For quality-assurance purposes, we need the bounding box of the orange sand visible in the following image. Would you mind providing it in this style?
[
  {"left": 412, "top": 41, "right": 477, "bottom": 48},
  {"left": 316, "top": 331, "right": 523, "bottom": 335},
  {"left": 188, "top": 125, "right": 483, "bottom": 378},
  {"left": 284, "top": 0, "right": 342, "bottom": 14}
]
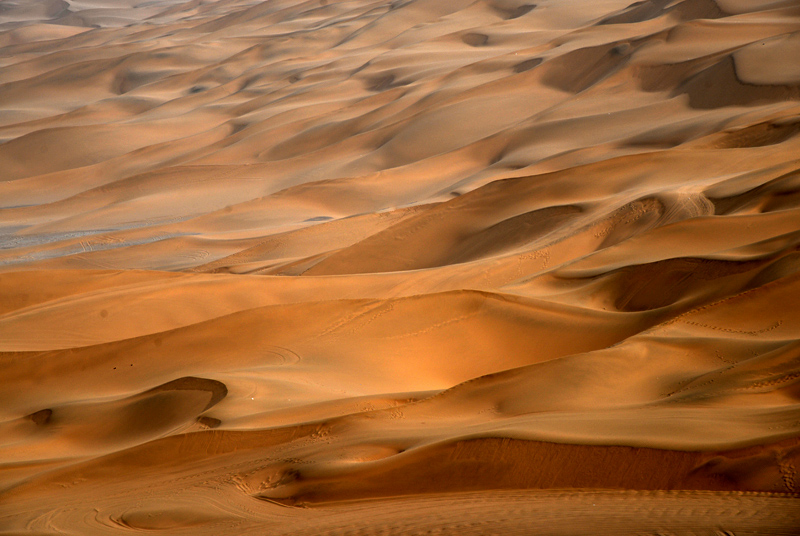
[{"left": 1, "top": 0, "right": 800, "bottom": 534}]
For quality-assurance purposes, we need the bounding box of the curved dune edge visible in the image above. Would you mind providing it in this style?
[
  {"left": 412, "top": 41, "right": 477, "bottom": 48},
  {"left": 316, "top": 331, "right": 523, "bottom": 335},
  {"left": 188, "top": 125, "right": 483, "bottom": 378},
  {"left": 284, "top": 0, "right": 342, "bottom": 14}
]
[
  {"left": 2, "top": 0, "right": 800, "bottom": 533},
  {"left": 261, "top": 435, "right": 800, "bottom": 505},
  {"left": 3, "top": 427, "right": 798, "bottom": 506}
]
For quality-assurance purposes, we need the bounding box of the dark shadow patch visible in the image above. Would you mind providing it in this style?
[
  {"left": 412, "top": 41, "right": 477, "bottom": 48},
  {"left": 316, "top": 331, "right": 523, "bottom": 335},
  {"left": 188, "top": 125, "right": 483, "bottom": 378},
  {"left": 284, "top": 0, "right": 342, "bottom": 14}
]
[
  {"left": 198, "top": 416, "right": 222, "bottom": 429},
  {"left": 609, "top": 257, "right": 765, "bottom": 312},
  {"left": 113, "top": 70, "right": 165, "bottom": 95},
  {"left": 258, "top": 436, "right": 800, "bottom": 505},
  {"left": 599, "top": 0, "right": 670, "bottom": 24},
  {"left": 230, "top": 121, "right": 249, "bottom": 135},
  {"left": 540, "top": 41, "right": 634, "bottom": 93},
  {"left": 451, "top": 205, "right": 583, "bottom": 264},
  {"left": 635, "top": 57, "right": 707, "bottom": 94},
  {"left": 27, "top": 409, "right": 53, "bottom": 426},
  {"left": 491, "top": 3, "right": 537, "bottom": 19},
  {"left": 707, "top": 169, "right": 800, "bottom": 215},
  {"left": 304, "top": 216, "right": 333, "bottom": 222},
  {"left": 746, "top": 248, "right": 800, "bottom": 290},
  {"left": 462, "top": 33, "right": 489, "bottom": 47},
  {"left": 506, "top": 4, "right": 536, "bottom": 19},
  {"left": 513, "top": 57, "right": 542, "bottom": 73},
  {"left": 367, "top": 74, "right": 399, "bottom": 92},
  {"left": 146, "top": 377, "right": 228, "bottom": 412},
  {"left": 670, "top": 0, "right": 725, "bottom": 21},
  {"left": 623, "top": 121, "right": 708, "bottom": 149},
  {"left": 599, "top": 0, "right": 724, "bottom": 25},
  {"left": 709, "top": 120, "right": 800, "bottom": 149},
  {"left": 676, "top": 56, "right": 800, "bottom": 109}
]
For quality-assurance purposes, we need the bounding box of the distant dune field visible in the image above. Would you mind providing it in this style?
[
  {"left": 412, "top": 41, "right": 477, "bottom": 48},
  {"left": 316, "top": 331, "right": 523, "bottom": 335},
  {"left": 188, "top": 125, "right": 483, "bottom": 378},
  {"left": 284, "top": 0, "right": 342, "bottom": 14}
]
[{"left": 1, "top": 0, "right": 800, "bottom": 534}]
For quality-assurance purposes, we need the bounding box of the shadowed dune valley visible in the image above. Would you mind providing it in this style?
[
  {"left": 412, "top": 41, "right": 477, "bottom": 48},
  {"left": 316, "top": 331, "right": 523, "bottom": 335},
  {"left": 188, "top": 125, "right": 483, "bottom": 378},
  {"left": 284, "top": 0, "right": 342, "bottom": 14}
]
[{"left": 2, "top": 0, "right": 800, "bottom": 534}]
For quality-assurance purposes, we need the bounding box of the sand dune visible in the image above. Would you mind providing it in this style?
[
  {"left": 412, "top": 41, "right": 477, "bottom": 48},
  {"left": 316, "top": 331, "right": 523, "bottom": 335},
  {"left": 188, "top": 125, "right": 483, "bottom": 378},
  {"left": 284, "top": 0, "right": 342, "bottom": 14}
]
[{"left": 1, "top": 0, "right": 800, "bottom": 534}]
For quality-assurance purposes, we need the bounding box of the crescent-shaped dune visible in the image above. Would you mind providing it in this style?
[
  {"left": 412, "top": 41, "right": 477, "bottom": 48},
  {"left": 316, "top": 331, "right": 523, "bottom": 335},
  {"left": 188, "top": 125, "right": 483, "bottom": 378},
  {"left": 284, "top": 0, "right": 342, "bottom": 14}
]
[{"left": 1, "top": 0, "right": 800, "bottom": 534}]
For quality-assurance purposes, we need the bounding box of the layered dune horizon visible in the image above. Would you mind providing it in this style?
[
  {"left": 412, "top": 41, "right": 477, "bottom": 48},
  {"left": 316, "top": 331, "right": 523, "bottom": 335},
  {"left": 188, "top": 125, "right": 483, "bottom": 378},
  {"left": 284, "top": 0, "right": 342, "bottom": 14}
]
[{"left": 2, "top": 0, "right": 800, "bottom": 534}]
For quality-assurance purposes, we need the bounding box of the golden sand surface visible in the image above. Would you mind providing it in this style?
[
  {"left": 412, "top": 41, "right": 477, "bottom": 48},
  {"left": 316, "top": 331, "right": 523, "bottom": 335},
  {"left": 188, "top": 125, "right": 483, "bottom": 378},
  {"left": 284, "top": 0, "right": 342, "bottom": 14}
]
[{"left": 1, "top": 0, "right": 800, "bottom": 534}]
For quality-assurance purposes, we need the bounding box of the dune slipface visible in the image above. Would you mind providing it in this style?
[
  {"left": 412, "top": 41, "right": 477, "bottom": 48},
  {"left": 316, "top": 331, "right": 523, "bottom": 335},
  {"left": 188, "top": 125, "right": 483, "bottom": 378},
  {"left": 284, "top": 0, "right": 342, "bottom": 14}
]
[{"left": 1, "top": 0, "right": 800, "bottom": 534}]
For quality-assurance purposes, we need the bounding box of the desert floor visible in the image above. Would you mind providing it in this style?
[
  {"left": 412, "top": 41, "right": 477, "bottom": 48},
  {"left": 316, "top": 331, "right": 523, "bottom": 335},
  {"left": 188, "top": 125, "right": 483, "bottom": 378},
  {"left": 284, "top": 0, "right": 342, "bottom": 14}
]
[{"left": 1, "top": 0, "right": 800, "bottom": 534}]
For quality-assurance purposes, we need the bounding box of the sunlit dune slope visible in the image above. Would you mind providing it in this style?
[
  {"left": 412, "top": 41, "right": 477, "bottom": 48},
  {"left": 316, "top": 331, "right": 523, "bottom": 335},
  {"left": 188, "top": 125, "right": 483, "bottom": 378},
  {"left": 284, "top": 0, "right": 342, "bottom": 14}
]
[{"left": 1, "top": 0, "right": 800, "bottom": 534}]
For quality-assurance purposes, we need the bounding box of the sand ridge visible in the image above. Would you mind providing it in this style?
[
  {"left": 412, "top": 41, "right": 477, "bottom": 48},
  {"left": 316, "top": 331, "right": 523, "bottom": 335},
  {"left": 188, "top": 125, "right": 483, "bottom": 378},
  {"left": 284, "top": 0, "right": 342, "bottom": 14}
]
[{"left": 1, "top": 0, "right": 800, "bottom": 534}]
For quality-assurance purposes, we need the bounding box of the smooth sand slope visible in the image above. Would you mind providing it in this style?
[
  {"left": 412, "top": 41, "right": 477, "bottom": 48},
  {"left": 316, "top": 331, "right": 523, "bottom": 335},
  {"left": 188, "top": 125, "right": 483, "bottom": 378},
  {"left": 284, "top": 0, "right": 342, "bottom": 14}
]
[{"left": 1, "top": 0, "right": 800, "bottom": 534}]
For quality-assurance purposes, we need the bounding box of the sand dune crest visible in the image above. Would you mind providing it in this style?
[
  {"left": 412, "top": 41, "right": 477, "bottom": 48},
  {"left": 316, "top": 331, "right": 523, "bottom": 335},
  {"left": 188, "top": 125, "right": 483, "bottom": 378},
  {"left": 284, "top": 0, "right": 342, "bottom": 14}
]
[{"left": 1, "top": 0, "right": 800, "bottom": 533}]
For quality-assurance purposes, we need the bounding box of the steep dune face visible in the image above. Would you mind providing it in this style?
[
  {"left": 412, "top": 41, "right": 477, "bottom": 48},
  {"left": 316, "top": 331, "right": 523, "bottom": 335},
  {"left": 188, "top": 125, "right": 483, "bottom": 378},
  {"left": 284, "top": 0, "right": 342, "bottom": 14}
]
[{"left": 1, "top": 0, "right": 800, "bottom": 534}]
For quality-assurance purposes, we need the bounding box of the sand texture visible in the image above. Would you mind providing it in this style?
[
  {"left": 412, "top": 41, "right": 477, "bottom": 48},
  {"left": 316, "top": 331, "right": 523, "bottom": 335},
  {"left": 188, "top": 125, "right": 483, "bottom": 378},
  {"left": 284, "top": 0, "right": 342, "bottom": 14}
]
[{"left": 1, "top": 0, "right": 800, "bottom": 534}]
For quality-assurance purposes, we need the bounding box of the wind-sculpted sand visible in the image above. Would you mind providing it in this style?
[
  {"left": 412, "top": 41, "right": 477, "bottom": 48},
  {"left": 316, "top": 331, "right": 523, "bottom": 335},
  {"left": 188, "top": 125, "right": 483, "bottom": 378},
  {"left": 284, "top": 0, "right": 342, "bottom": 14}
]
[{"left": 2, "top": 0, "right": 800, "bottom": 534}]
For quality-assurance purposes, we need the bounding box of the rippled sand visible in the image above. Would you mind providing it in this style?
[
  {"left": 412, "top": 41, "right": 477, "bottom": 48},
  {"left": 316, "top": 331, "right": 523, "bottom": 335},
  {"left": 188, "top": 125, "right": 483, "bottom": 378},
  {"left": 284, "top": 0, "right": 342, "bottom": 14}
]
[{"left": 1, "top": 0, "right": 800, "bottom": 534}]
